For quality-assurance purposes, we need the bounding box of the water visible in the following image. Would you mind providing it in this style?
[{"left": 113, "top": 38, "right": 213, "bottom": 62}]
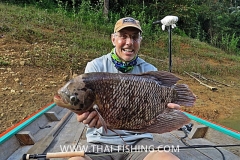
[{"left": 217, "top": 108, "right": 240, "bottom": 132}]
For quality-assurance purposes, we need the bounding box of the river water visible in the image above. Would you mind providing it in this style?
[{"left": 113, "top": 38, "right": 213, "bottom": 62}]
[{"left": 217, "top": 108, "right": 240, "bottom": 132}]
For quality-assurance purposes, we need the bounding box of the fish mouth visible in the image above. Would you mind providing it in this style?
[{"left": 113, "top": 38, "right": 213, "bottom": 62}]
[
  {"left": 57, "top": 87, "right": 72, "bottom": 103},
  {"left": 54, "top": 95, "right": 72, "bottom": 108},
  {"left": 54, "top": 95, "right": 64, "bottom": 102},
  {"left": 53, "top": 95, "right": 86, "bottom": 114},
  {"left": 53, "top": 95, "right": 84, "bottom": 114}
]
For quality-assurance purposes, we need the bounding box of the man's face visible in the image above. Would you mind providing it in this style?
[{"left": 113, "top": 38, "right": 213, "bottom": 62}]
[{"left": 111, "top": 27, "right": 142, "bottom": 62}]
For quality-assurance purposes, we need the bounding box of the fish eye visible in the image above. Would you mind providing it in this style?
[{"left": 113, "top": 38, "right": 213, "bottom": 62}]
[{"left": 70, "top": 95, "right": 77, "bottom": 102}]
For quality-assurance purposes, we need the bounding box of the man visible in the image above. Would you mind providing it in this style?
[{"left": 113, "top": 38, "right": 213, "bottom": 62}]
[{"left": 70, "top": 17, "right": 180, "bottom": 160}]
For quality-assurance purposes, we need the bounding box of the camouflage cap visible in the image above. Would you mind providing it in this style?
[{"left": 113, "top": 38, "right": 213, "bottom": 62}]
[{"left": 114, "top": 17, "right": 142, "bottom": 33}]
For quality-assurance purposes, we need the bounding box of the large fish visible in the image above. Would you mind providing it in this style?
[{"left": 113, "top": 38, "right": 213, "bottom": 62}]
[{"left": 54, "top": 71, "right": 196, "bottom": 134}]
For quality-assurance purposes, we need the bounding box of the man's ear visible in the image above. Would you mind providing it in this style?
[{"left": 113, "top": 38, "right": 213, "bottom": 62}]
[
  {"left": 139, "top": 36, "right": 143, "bottom": 42},
  {"left": 111, "top": 34, "right": 115, "bottom": 46}
]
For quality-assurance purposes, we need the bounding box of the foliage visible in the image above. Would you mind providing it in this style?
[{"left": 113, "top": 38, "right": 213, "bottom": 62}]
[
  {"left": 0, "top": 1, "right": 240, "bottom": 75},
  {"left": 0, "top": 58, "right": 10, "bottom": 66},
  {"left": 2, "top": 0, "right": 240, "bottom": 54},
  {"left": 0, "top": 1, "right": 240, "bottom": 76}
]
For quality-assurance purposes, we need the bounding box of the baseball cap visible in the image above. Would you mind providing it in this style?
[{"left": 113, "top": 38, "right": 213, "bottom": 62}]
[{"left": 114, "top": 17, "right": 142, "bottom": 33}]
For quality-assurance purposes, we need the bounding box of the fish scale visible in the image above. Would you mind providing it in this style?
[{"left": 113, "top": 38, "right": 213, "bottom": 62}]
[
  {"left": 55, "top": 71, "right": 196, "bottom": 134},
  {"left": 87, "top": 73, "right": 177, "bottom": 129}
]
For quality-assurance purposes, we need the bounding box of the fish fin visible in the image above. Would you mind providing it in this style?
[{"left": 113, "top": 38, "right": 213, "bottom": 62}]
[
  {"left": 137, "top": 108, "right": 190, "bottom": 134},
  {"left": 173, "top": 84, "right": 196, "bottom": 107},
  {"left": 139, "top": 71, "right": 180, "bottom": 86},
  {"left": 93, "top": 105, "right": 108, "bottom": 133}
]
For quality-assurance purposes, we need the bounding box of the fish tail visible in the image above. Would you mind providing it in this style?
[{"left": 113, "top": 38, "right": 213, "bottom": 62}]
[{"left": 174, "top": 84, "right": 196, "bottom": 107}]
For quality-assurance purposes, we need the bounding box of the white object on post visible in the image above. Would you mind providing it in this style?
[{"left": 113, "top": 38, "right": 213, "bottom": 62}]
[{"left": 161, "top": 16, "right": 178, "bottom": 31}]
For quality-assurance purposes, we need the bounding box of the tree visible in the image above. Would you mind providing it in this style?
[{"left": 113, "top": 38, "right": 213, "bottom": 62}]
[{"left": 103, "top": 0, "right": 109, "bottom": 19}]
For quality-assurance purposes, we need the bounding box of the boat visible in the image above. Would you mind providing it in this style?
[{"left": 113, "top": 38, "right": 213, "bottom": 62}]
[{"left": 0, "top": 103, "right": 239, "bottom": 160}]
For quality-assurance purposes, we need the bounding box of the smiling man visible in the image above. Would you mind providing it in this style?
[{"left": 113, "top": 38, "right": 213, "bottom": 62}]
[
  {"left": 112, "top": 17, "right": 142, "bottom": 62},
  {"left": 69, "top": 17, "right": 180, "bottom": 160}
]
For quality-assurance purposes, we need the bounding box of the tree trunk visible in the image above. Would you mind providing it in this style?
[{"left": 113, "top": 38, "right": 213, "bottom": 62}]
[{"left": 103, "top": 0, "right": 109, "bottom": 20}]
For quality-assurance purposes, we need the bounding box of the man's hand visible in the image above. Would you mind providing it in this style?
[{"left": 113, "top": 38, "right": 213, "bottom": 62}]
[
  {"left": 76, "top": 111, "right": 102, "bottom": 128},
  {"left": 167, "top": 103, "right": 180, "bottom": 109}
]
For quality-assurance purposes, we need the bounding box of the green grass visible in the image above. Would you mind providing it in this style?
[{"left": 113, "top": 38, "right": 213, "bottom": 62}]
[
  {"left": 0, "top": 2, "right": 239, "bottom": 77},
  {"left": 0, "top": 58, "right": 10, "bottom": 66}
]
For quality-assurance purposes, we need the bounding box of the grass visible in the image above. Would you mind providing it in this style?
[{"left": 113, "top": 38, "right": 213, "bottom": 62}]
[
  {"left": 0, "top": 58, "right": 10, "bottom": 66},
  {"left": 0, "top": 2, "right": 239, "bottom": 77}
]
